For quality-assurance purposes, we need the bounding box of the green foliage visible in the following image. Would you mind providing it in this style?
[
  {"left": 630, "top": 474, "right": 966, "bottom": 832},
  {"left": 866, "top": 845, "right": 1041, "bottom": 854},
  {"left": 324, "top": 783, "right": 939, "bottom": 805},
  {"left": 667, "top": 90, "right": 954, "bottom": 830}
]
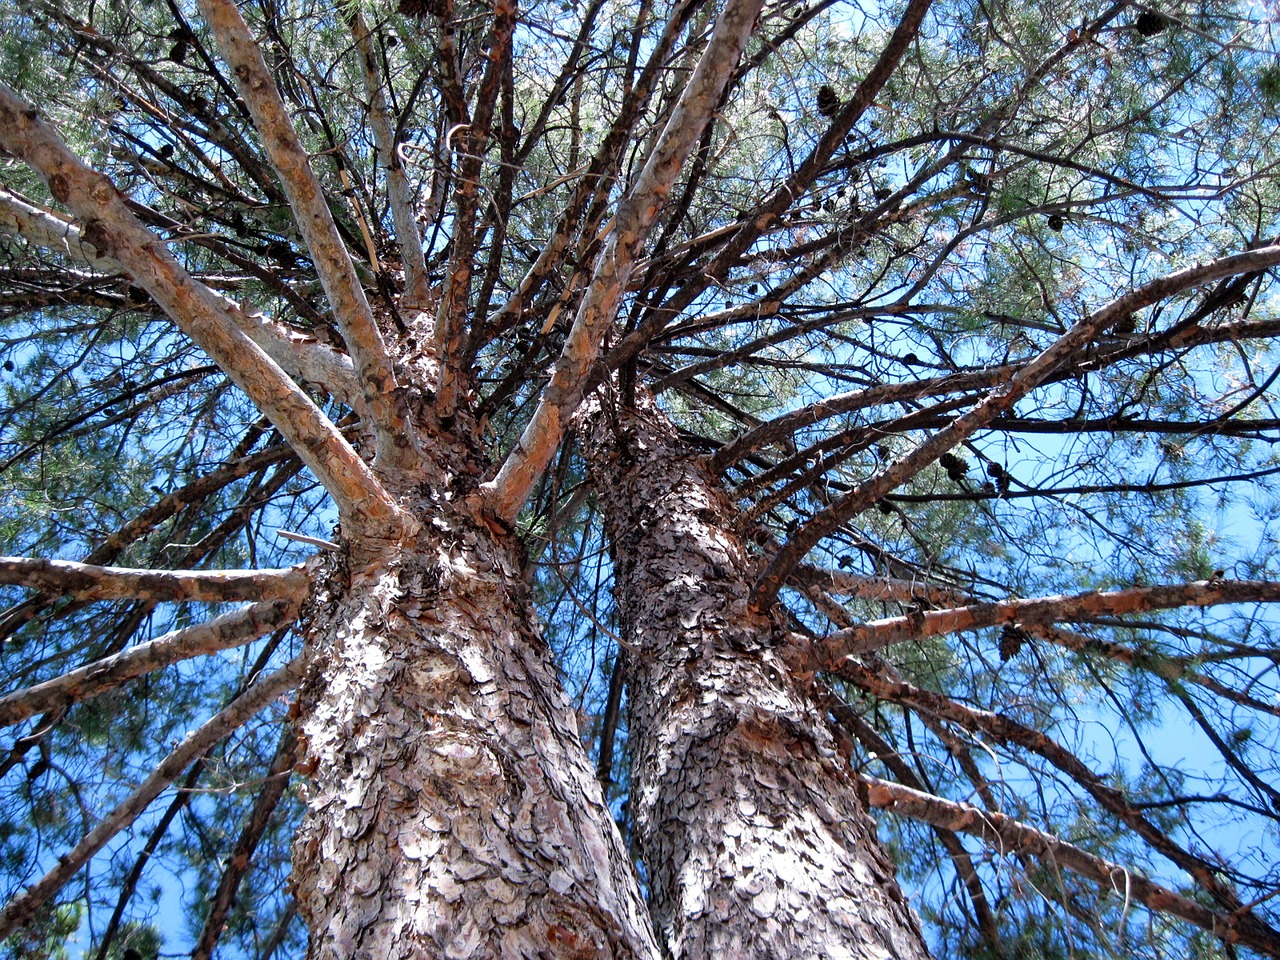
[
  {"left": 1, "top": 903, "right": 80, "bottom": 960},
  {"left": 1, "top": 0, "right": 1279, "bottom": 955},
  {"left": 1259, "top": 64, "right": 1280, "bottom": 107}
]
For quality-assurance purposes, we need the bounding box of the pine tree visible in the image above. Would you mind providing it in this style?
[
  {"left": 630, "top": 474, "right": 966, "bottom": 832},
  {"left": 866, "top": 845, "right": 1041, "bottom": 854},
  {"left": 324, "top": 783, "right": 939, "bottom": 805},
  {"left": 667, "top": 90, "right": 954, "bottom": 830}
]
[{"left": 2, "top": 0, "right": 1280, "bottom": 957}]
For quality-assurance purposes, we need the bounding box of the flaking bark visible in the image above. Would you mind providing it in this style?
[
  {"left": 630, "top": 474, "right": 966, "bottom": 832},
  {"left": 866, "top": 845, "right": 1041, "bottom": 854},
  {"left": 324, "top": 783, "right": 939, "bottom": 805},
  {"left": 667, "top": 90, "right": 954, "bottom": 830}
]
[
  {"left": 291, "top": 495, "right": 659, "bottom": 960},
  {"left": 577, "top": 388, "right": 930, "bottom": 960}
]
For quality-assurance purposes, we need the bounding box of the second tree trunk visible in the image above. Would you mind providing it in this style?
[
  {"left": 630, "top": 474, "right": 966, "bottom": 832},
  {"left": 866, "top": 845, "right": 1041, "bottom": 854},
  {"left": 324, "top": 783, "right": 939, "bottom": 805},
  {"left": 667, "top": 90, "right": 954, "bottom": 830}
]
[{"left": 578, "top": 388, "right": 931, "bottom": 960}]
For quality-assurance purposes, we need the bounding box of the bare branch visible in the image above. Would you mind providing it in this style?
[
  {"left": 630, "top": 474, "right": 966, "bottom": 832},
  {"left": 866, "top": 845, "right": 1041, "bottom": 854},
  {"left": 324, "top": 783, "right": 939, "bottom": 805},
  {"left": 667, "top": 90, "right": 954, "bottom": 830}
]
[
  {"left": 753, "top": 243, "right": 1280, "bottom": 608},
  {"left": 1024, "top": 623, "right": 1280, "bottom": 719},
  {"left": 0, "top": 557, "right": 308, "bottom": 605},
  {"left": 192, "top": 722, "right": 297, "bottom": 960},
  {"left": 87, "top": 632, "right": 291, "bottom": 960},
  {"left": 0, "top": 599, "right": 302, "bottom": 728},
  {"left": 605, "top": 0, "right": 936, "bottom": 372},
  {"left": 480, "top": 0, "right": 702, "bottom": 346},
  {"left": 823, "top": 688, "right": 1003, "bottom": 949},
  {"left": 349, "top": 12, "right": 429, "bottom": 309},
  {"left": 197, "top": 0, "right": 416, "bottom": 467},
  {"left": 0, "top": 187, "right": 363, "bottom": 408},
  {"left": 484, "top": 0, "right": 769, "bottom": 522},
  {"left": 434, "top": 0, "right": 519, "bottom": 413},
  {"left": 839, "top": 658, "right": 1265, "bottom": 920},
  {"left": 790, "top": 563, "right": 973, "bottom": 608},
  {"left": 864, "top": 776, "right": 1280, "bottom": 958},
  {"left": 0, "top": 658, "right": 302, "bottom": 942},
  {"left": 0, "top": 85, "right": 404, "bottom": 538},
  {"left": 785, "top": 579, "right": 1280, "bottom": 672}
]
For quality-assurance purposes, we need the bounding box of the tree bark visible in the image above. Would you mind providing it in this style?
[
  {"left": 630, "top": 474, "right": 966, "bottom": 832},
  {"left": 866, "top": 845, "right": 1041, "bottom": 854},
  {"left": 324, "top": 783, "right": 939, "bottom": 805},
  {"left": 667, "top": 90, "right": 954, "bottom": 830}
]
[
  {"left": 577, "top": 388, "right": 932, "bottom": 960},
  {"left": 290, "top": 489, "right": 660, "bottom": 960}
]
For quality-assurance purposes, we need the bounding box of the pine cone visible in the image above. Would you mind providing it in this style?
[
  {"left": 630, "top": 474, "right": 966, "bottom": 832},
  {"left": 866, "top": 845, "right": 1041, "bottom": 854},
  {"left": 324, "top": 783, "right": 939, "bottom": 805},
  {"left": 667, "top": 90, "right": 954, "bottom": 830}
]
[
  {"left": 1134, "top": 11, "right": 1170, "bottom": 36},
  {"left": 999, "top": 624, "right": 1028, "bottom": 662},
  {"left": 399, "top": 0, "right": 446, "bottom": 18},
  {"left": 816, "top": 85, "right": 841, "bottom": 117},
  {"left": 940, "top": 452, "right": 968, "bottom": 481}
]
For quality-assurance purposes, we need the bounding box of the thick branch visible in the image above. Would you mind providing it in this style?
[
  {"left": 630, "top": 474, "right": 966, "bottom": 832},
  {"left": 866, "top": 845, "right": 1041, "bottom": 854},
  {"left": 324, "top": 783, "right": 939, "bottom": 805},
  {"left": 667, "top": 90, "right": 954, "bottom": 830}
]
[
  {"left": 864, "top": 777, "right": 1280, "bottom": 958},
  {"left": 753, "top": 244, "right": 1280, "bottom": 607},
  {"left": 0, "top": 187, "right": 363, "bottom": 408},
  {"left": 0, "top": 599, "right": 302, "bottom": 728},
  {"left": 0, "top": 659, "right": 302, "bottom": 942},
  {"left": 0, "top": 86, "right": 403, "bottom": 539},
  {"left": 0, "top": 185, "right": 118, "bottom": 272},
  {"left": 197, "top": 0, "right": 415, "bottom": 467},
  {"left": 785, "top": 579, "right": 1280, "bottom": 672},
  {"left": 0, "top": 557, "right": 308, "bottom": 605},
  {"left": 484, "top": 0, "right": 768, "bottom": 522},
  {"left": 605, "top": 0, "right": 937, "bottom": 372},
  {"left": 349, "top": 12, "right": 429, "bottom": 308},
  {"left": 790, "top": 562, "right": 973, "bottom": 608}
]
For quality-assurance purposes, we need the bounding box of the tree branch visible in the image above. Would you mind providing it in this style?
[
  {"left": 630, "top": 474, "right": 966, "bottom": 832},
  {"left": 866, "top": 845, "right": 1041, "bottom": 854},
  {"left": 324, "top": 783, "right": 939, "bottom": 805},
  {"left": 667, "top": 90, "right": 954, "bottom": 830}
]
[
  {"left": 0, "top": 86, "right": 404, "bottom": 539},
  {"left": 197, "top": 0, "right": 416, "bottom": 468},
  {"left": 864, "top": 776, "right": 1280, "bottom": 958},
  {"left": 1023, "top": 622, "right": 1280, "bottom": 719},
  {"left": 0, "top": 599, "right": 302, "bottom": 728},
  {"left": 0, "top": 557, "right": 308, "bottom": 605},
  {"left": 434, "top": 0, "right": 519, "bottom": 414},
  {"left": 605, "top": 0, "right": 937, "bottom": 374},
  {"left": 784, "top": 579, "right": 1280, "bottom": 672},
  {"left": 837, "top": 658, "right": 1266, "bottom": 921},
  {"left": 191, "top": 722, "right": 297, "bottom": 960},
  {"left": 349, "top": 12, "right": 430, "bottom": 309},
  {"left": 753, "top": 244, "right": 1280, "bottom": 608},
  {"left": 822, "top": 688, "right": 1003, "bottom": 950},
  {"left": 789, "top": 563, "right": 974, "bottom": 608},
  {"left": 484, "top": 0, "right": 769, "bottom": 522},
  {"left": 0, "top": 658, "right": 302, "bottom": 942},
  {"left": 0, "top": 187, "right": 363, "bottom": 409}
]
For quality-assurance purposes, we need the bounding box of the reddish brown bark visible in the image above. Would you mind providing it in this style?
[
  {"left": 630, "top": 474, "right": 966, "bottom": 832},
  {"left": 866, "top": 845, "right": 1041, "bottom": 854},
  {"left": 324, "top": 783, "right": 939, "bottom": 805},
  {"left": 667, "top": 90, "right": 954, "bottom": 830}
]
[
  {"left": 290, "top": 482, "right": 659, "bottom": 960},
  {"left": 577, "top": 388, "right": 931, "bottom": 960},
  {"left": 863, "top": 778, "right": 1280, "bottom": 958}
]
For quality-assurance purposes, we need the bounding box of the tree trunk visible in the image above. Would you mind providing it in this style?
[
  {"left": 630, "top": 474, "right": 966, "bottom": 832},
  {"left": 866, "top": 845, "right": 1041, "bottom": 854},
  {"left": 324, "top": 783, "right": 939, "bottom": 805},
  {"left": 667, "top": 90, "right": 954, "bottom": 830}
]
[
  {"left": 578, "top": 389, "right": 932, "bottom": 960},
  {"left": 291, "top": 480, "right": 660, "bottom": 960}
]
